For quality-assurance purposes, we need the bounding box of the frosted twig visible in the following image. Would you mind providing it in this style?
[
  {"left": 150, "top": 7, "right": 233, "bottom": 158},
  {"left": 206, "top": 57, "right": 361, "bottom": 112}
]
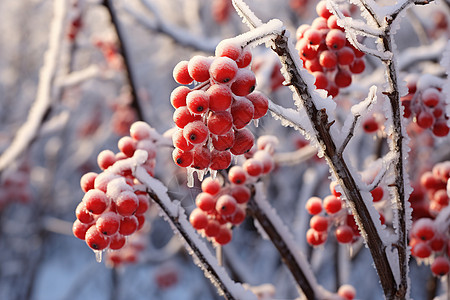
[
  {"left": 246, "top": 183, "right": 336, "bottom": 300},
  {"left": 0, "top": 0, "right": 67, "bottom": 176},
  {"left": 55, "top": 65, "right": 104, "bottom": 88},
  {"left": 268, "top": 100, "right": 308, "bottom": 136},
  {"left": 231, "top": 0, "right": 263, "bottom": 29},
  {"left": 338, "top": 86, "right": 377, "bottom": 155},
  {"left": 273, "top": 146, "right": 317, "bottom": 166},
  {"left": 125, "top": 152, "right": 255, "bottom": 300},
  {"left": 398, "top": 37, "right": 448, "bottom": 70},
  {"left": 124, "top": 0, "right": 217, "bottom": 53},
  {"left": 103, "top": 0, "right": 145, "bottom": 121}
]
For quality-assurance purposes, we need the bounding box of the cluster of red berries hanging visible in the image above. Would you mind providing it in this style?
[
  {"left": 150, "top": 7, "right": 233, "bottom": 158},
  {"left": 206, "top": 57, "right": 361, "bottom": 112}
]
[
  {"left": 105, "top": 229, "right": 148, "bottom": 267},
  {"left": 72, "top": 121, "right": 157, "bottom": 259},
  {"left": 171, "top": 42, "right": 269, "bottom": 173},
  {"left": 419, "top": 161, "right": 450, "bottom": 214},
  {"left": 305, "top": 181, "right": 385, "bottom": 246},
  {"left": 189, "top": 136, "right": 277, "bottom": 245},
  {"left": 401, "top": 75, "right": 449, "bottom": 137},
  {"left": 295, "top": 1, "right": 365, "bottom": 97},
  {"left": 409, "top": 218, "right": 450, "bottom": 277}
]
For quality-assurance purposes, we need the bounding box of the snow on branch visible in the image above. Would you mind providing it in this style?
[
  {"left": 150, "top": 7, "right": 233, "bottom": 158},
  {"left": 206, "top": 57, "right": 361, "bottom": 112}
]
[
  {"left": 246, "top": 183, "right": 338, "bottom": 300},
  {"left": 113, "top": 151, "right": 256, "bottom": 300},
  {"left": 122, "top": 0, "right": 217, "bottom": 53},
  {"left": 231, "top": 0, "right": 263, "bottom": 29},
  {"left": 0, "top": 0, "right": 68, "bottom": 176}
]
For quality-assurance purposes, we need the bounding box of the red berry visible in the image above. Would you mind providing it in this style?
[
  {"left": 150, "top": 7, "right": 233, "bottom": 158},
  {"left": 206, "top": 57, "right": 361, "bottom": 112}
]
[
  {"left": 231, "top": 69, "right": 256, "bottom": 96},
  {"left": 411, "top": 241, "right": 432, "bottom": 258},
  {"left": 323, "top": 195, "right": 342, "bottom": 214},
  {"left": 85, "top": 226, "right": 110, "bottom": 250},
  {"left": 109, "top": 234, "right": 126, "bottom": 250},
  {"left": 363, "top": 117, "right": 379, "bottom": 133},
  {"left": 349, "top": 58, "right": 365, "bottom": 73},
  {"left": 253, "top": 150, "right": 274, "bottom": 174},
  {"left": 97, "top": 150, "right": 116, "bottom": 170},
  {"left": 204, "top": 219, "right": 221, "bottom": 237},
  {"left": 207, "top": 84, "right": 233, "bottom": 111},
  {"left": 306, "top": 197, "right": 323, "bottom": 215},
  {"left": 130, "top": 121, "right": 153, "bottom": 141},
  {"left": 83, "top": 189, "right": 109, "bottom": 215},
  {"left": 228, "top": 166, "right": 247, "bottom": 184},
  {"left": 210, "top": 57, "right": 238, "bottom": 83},
  {"left": 215, "top": 226, "right": 232, "bottom": 245},
  {"left": 337, "top": 47, "right": 355, "bottom": 65},
  {"left": 431, "top": 256, "right": 450, "bottom": 276},
  {"left": 190, "top": 208, "right": 209, "bottom": 230},
  {"left": 136, "top": 194, "right": 150, "bottom": 214},
  {"left": 243, "top": 158, "right": 263, "bottom": 177},
  {"left": 371, "top": 186, "right": 384, "bottom": 202},
  {"left": 172, "top": 148, "right": 193, "bottom": 167},
  {"left": 216, "top": 195, "right": 237, "bottom": 216},
  {"left": 310, "top": 215, "right": 329, "bottom": 232},
  {"left": 312, "top": 17, "right": 328, "bottom": 29},
  {"left": 230, "top": 185, "right": 251, "bottom": 204},
  {"left": 228, "top": 205, "right": 246, "bottom": 225},
  {"left": 73, "top": 219, "right": 92, "bottom": 240},
  {"left": 306, "top": 228, "right": 327, "bottom": 246},
  {"left": 297, "top": 39, "right": 318, "bottom": 60},
  {"left": 215, "top": 42, "right": 242, "bottom": 61},
  {"left": 207, "top": 111, "right": 233, "bottom": 135},
  {"left": 421, "top": 87, "right": 441, "bottom": 108},
  {"left": 212, "top": 130, "right": 235, "bottom": 151},
  {"left": 236, "top": 47, "right": 252, "bottom": 68},
  {"left": 326, "top": 29, "right": 346, "bottom": 50},
  {"left": 231, "top": 97, "right": 255, "bottom": 129},
  {"left": 338, "top": 285, "right": 356, "bottom": 300},
  {"left": 201, "top": 177, "right": 221, "bottom": 195},
  {"left": 186, "top": 90, "right": 210, "bottom": 115},
  {"left": 416, "top": 110, "right": 434, "bottom": 129},
  {"left": 116, "top": 191, "right": 139, "bottom": 216},
  {"left": 316, "top": 1, "right": 332, "bottom": 19},
  {"left": 319, "top": 50, "right": 338, "bottom": 69},
  {"left": 80, "top": 172, "right": 98, "bottom": 193},
  {"left": 188, "top": 55, "right": 212, "bottom": 82},
  {"left": 230, "top": 128, "right": 254, "bottom": 155},
  {"left": 334, "top": 69, "right": 352, "bottom": 88},
  {"left": 119, "top": 215, "right": 139, "bottom": 235},
  {"left": 327, "top": 15, "right": 341, "bottom": 30},
  {"left": 313, "top": 72, "right": 328, "bottom": 89},
  {"left": 192, "top": 146, "right": 211, "bottom": 170},
  {"left": 304, "top": 29, "right": 322, "bottom": 45},
  {"left": 432, "top": 120, "right": 450, "bottom": 137},
  {"left": 246, "top": 92, "right": 269, "bottom": 119},
  {"left": 196, "top": 192, "right": 216, "bottom": 212},
  {"left": 335, "top": 225, "right": 354, "bottom": 243},
  {"left": 411, "top": 218, "right": 435, "bottom": 241},
  {"left": 183, "top": 121, "right": 209, "bottom": 144},
  {"left": 76, "top": 202, "right": 95, "bottom": 224},
  {"left": 170, "top": 86, "right": 190, "bottom": 108},
  {"left": 172, "top": 129, "right": 194, "bottom": 151},
  {"left": 173, "top": 60, "right": 193, "bottom": 85},
  {"left": 173, "top": 106, "right": 202, "bottom": 128},
  {"left": 329, "top": 181, "right": 341, "bottom": 197},
  {"left": 118, "top": 136, "right": 136, "bottom": 157},
  {"left": 96, "top": 212, "right": 121, "bottom": 235},
  {"left": 209, "top": 149, "right": 232, "bottom": 170}
]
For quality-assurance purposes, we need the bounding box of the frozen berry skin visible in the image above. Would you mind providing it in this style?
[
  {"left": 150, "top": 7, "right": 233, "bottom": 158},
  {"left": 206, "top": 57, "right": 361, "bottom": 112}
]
[
  {"left": 212, "top": 130, "right": 235, "bottom": 151},
  {"left": 119, "top": 215, "right": 139, "bottom": 236},
  {"left": 215, "top": 42, "right": 242, "bottom": 61},
  {"left": 228, "top": 166, "right": 247, "bottom": 185},
  {"left": 173, "top": 106, "right": 202, "bottom": 129},
  {"left": 191, "top": 146, "right": 211, "bottom": 170},
  {"left": 76, "top": 202, "right": 95, "bottom": 224},
  {"left": 195, "top": 192, "right": 216, "bottom": 212},
  {"left": 231, "top": 97, "right": 254, "bottom": 129},
  {"left": 80, "top": 172, "right": 98, "bottom": 193},
  {"left": 209, "top": 149, "right": 232, "bottom": 170},
  {"left": 207, "top": 111, "right": 233, "bottom": 135},
  {"left": 97, "top": 150, "right": 116, "bottom": 170},
  {"left": 172, "top": 129, "right": 194, "bottom": 152},
  {"left": 96, "top": 212, "right": 121, "bottom": 235},
  {"left": 189, "top": 208, "right": 208, "bottom": 230},
  {"left": 85, "top": 226, "right": 110, "bottom": 250},
  {"left": 230, "top": 128, "right": 255, "bottom": 155},
  {"left": 83, "top": 189, "right": 109, "bottom": 215},
  {"left": 170, "top": 86, "right": 190, "bottom": 109},
  {"left": 172, "top": 148, "right": 193, "bottom": 167},
  {"left": 173, "top": 60, "right": 193, "bottom": 85},
  {"left": 231, "top": 69, "right": 256, "bottom": 96},
  {"left": 207, "top": 84, "right": 233, "bottom": 111},
  {"left": 188, "top": 55, "right": 212, "bottom": 82},
  {"left": 201, "top": 177, "right": 221, "bottom": 195},
  {"left": 115, "top": 191, "right": 139, "bottom": 216},
  {"left": 186, "top": 90, "right": 210, "bottom": 115},
  {"left": 73, "top": 219, "right": 92, "bottom": 240},
  {"left": 209, "top": 56, "right": 238, "bottom": 83},
  {"left": 246, "top": 91, "right": 268, "bottom": 119},
  {"left": 183, "top": 121, "right": 209, "bottom": 145}
]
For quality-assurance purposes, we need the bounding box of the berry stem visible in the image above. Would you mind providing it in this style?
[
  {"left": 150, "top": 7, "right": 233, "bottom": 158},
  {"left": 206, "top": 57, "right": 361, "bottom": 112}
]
[{"left": 103, "top": 0, "right": 145, "bottom": 122}]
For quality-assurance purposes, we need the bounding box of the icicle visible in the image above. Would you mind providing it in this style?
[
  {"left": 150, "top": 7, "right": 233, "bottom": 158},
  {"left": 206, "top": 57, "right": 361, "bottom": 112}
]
[
  {"left": 187, "top": 167, "right": 195, "bottom": 188},
  {"left": 94, "top": 250, "right": 103, "bottom": 263},
  {"left": 253, "top": 118, "right": 259, "bottom": 127},
  {"left": 210, "top": 169, "right": 218, "bottom": 180}
]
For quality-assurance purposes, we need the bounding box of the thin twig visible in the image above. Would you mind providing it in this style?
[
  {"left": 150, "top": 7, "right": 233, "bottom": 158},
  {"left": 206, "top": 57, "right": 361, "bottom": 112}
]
[{"left": 103, "top": 0, "right": 145, "bottom": 122}]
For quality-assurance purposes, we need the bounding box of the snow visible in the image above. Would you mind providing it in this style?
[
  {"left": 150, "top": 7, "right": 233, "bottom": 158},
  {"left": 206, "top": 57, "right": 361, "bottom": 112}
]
[{"left": 231, "top": 0, "right": 263, "bottom": 29}]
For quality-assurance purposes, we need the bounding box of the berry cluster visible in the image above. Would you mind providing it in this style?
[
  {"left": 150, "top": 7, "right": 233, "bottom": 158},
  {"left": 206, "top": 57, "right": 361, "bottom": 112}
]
[
  {"left": 401, "top": 75, "right": 449, "bottom": 137},
  {"left": 409, "top": 218, "right": 450, "bottom": 277},
  {"left": 419, "top": 161, "right": 450, "bottom": 214},
  {"left": 72, "top": 121, "right": 156, "bottom": 257},
  {"left": 305, "top": 181, "right": 385, "bottom": 246},
  {"left": 189, "top": 136, "right": 277, "bottom": 245},
  {"left": 295, "top": 1, "right": 365, "bottom": 97},
  {"left": 105, "top": 230, "right": 147, "bottom": 267},
  {"left": 171, "top": 42, "right": 269, "bottom": 173}
]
